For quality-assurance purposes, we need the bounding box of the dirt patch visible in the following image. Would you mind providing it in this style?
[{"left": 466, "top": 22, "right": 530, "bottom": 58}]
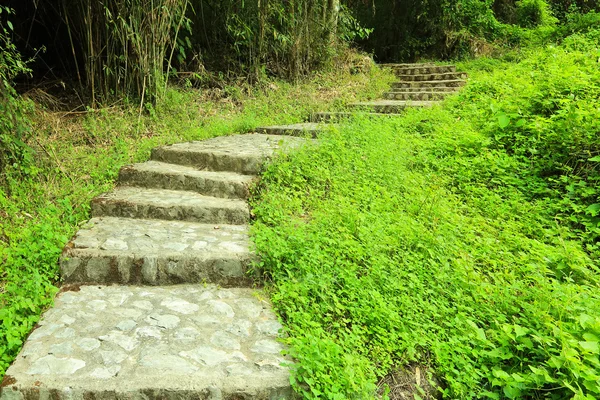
[
  {"left": 378, "top": 364, "right": 442, "bottom": 400},
  {"left": 1, "top": 374, "right": 16, "bottom": 388}
]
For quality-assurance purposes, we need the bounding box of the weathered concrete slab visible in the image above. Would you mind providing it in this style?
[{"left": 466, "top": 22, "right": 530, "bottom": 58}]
[
  {"left": 392, "top": 79, "right": 467, "bottom": 89},
  {"left": 119, "top": 161, "right": 254, "bottom": 200},
  {"left": 92, "top": 187, "right": 249, "bottom": 225},
  {"left": 395, "top": 72, "right": 468, "bottom": 81},
  {"left": 349, "top": 100, "right": 436, "bottom": 114},
  {"left": 383, "top": 91, "right": 451, "bottom": 101},
  {"left": 60, "top": 217, "right": 254, "bottom": 286},
  {"left": 151, "top": 134, "right": 307, "bottom": 175},
  {"left": 256, "top": 122, "right": 330, "bottom": 138},
  {"left": 1, "top": 285, "right": 295, "bottom": 400}
]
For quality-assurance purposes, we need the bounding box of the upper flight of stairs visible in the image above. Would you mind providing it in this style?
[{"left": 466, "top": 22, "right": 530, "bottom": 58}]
[{"left": 348, "top": 62, "right": 467, "bottom": 114}]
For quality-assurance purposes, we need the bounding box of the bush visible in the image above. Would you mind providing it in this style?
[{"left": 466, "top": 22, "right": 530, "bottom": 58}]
[
  {"left": 516, "top": 0, "right": 557, "bottom": 27},
  {"left": 0, "top": 6, "right": 33, "bottom": 180}
]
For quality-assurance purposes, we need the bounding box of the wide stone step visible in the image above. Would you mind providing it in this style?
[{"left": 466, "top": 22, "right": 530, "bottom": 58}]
[
  {"left": 392, "top": 86, "right": 461, "bottom": 93},
  {"left": 1, "top": 285, "right": 294, "bottom": 399},
  {"left": 380, "top": 63, "right": 436, "bottom": 68},
  {"left": 388, "top": 65, "right": 457, "bottom": 75},
  {"left": 151, "top": 134, "right": 306, "bottom": 175},
  {"left": 395, "top": 72, "right": 468, "bottom": 81},
  {"left": 256, "top": 122, "right": 328, "bottom": 138},
  {"left": 119, "top": 161, "right": 254, "bottom": 200},
  {"left": 309, "top": 112, "right": 395, "bottom": 123},
  {"left": 349, "top": 100, "right": 437, "bottom": 114},
  {"left": 383, "top": 91, "right": 451, "bottom": 101},
  {"left": 392, "top": 80, "right": 467, "bottom": 89},
  {"left": 91, "top": 187, "right": 249, "bottom": 225},
  {"left": 60, "top": 217, "right": 254, "bottom": 286}
]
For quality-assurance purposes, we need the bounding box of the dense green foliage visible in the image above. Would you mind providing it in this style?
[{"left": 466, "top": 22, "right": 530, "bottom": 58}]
[
  {"left": 0, "top": 65, "right": 391, "bottom": 377},
  {"left": 0, "top": 6, "right": 33, "bottom": 181},
  {"left": 251, "top": 26, "right": 600, "bottom": 399}
]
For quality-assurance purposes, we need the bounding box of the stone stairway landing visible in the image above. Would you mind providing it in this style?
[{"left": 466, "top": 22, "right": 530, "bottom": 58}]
[{"left": 2, "top": 285, "right": 293, "bottom": 399}]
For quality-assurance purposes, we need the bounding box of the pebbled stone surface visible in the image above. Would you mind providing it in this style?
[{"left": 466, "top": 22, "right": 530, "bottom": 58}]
[
  {"left": 256, "top": 123, "right": 330, "bottom": 138},
  {"left": 1, "top": 285, "right": 294, "bottom": 400},
  {"left": 92, "top": 187, "right": 250, "bottom": 225},
  {"left": 60, "top": 217, "right": 255, "bottom": 286},
  {"left": 392, "top": 79, "right": 467, "bottom": 89},
  {"left": 151, "top": 134, "right": 307, "bottom": 175},
  {"left": 119, "top": 161, "right": 255, "bottom": 199},
  {"left": 350, "top": 100, "right": 437, "bottom": 113}
]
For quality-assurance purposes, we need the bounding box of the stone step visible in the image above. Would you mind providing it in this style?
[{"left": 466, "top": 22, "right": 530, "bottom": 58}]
[
  {"left": 309, "top": 112, "right": 397, "bottom": 123},
  {"left": 349, "top": 100, "right": 437, "bottom": 114},
  {"left": 151, "top": 134, "right": 306, "bottom": 175},
  {"left": 388, "top": 65, "right": 457, "bottom": 75},
  {"left": 1, "top": 285, "right": 294, "bottom": 399},
  {"left": 395, "top": 72, "right": 468, "bottom": 81},
  {"left": 392, "top": 86, "right": 461, "bottom": 93},
  {"left": 60, "top": 217, "right": 254, "bottom": 287},
  {"left": 91, "top": 187, "right": 249, "bottom": 225},
  {"left": 392, "top": 80, "right": 467, "bottom": 89},
  {"left": 380, "top": 63, "right": 436, "bottom": 68},
  {"left": 256, "top": 122, "right": 328, "bottom": 138},
  {"left": 119, "top": 161, "right": 254, "bottom": 200},
  {"left": 383, "top": 91, "right": 452, "bottom": 101}
]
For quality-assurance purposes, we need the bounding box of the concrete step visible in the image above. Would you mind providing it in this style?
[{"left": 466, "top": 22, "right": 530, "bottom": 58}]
[
  {"left": 383, "top": 91, "right": 452, "bottom": 101},
  {"left": 119, "top": 161, "right": 254, "bottom": 200},
  {"left": 91, "top": 187, "right": 249, "bottom": 225},
  {"left": 60, "top": 217, "right": 254, "bottom": 286},
  {"left": 391, "top": 86, "right": 460, "bottom": 93},
  {"left": 151, "top": 134, "right": 306, "bottom": 175},
  {"left": 309, "top": 112, "right": 396, "bottom": 123},
  {"left": 256, "top": 122, "right": 329, "bottom": 138},
  {"left": 395, "top": 72, "right": 468, "bottom": 81},
  {"left": 349, "top": 100, "right": 437, "bottom": 114},
  {"left": 392, "top": 80, "right": 467, "bottom": 89},
  {"left": 2, "top": 285, "right": 294, "bottom": 399},
  {"left": 388, "top": 65, "right": 457, "bottom": 75}
]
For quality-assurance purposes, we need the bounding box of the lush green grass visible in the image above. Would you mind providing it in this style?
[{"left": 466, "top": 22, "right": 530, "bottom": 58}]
[
  {"left": 0, "top": 64, "right": 394, "bottom": 377},
  {"left": 251, "top": 29, "right": 600, "bottom": 399}
]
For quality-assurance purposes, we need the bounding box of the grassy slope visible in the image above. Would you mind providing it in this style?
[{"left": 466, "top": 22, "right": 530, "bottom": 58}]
[
  {"left": 0, "top": 65, "right": 395, "bottom": 377},
  {"left": 251, "top": 31, "right": 600, "bottom": 399}
]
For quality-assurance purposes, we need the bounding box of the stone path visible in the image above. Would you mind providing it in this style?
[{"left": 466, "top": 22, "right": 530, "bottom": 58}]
[{"left": 1, "top": 63, "right": 466, "bottom": 400}]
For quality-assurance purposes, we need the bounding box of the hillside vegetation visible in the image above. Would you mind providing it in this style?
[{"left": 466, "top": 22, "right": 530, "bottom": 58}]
[
  {"left": 1, "top": 0, "right": 600, "bottom": 398},
  {"left": 251, "top": 18, "right": 600, "bottom": 399}
]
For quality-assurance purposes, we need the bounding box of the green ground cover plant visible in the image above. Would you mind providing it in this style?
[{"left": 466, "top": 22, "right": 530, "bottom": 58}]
[
  {"left": 251, "top": 26, "right": 600, "bottom": 399},
  {"left": 0, "top": 63, "right": 394, "bottom": 376}
]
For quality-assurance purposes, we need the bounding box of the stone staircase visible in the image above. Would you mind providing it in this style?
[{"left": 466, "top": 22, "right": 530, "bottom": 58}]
[
  {"left": 1, "top": 62, "right": 466, "bottom": 400},
  {"left": 1, "top": 134, "right": 306, "bottom": 399},
  {"left": 347, "top": 63, "right": 466, "bottom": 115}
]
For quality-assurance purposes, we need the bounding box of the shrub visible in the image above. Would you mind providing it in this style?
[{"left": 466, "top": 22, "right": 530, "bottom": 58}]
[
  {"left": 0, "top": 6, "right": 33, "bottom": 181},
  {"left": 516, "top": 0, "right": 557, "bottom": 27}
]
